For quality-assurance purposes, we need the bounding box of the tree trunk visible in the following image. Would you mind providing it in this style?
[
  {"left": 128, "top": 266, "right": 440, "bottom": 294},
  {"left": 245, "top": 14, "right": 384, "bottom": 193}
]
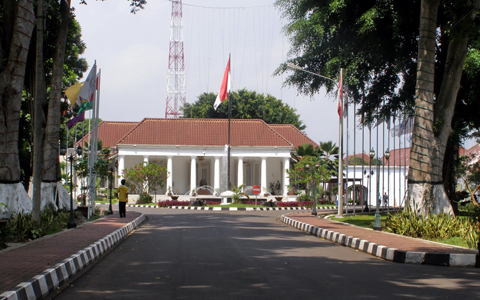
[
  {"left": 33, "top": 0, "right": 47, "bottom": 223},
  {"left": 0, "top": 0, "right": 35, "bottom": 183},
  {"left": 42, "top": 0, "right": 72, "bottom": 184},
  {"left": 408, "top": 0, "right": 480, "bottom": 215}
]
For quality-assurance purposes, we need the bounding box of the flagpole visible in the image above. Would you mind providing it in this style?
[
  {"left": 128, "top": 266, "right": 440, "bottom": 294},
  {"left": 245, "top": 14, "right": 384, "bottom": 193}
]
[
  {"left": 227, "top": 54, "right": 231, "bottom": 191},
  {"left": 337, "top": 68, "right": 344, "bottom": 217},
  {"left": 89, "top": 69, "right": 101, "bottom": 217}
]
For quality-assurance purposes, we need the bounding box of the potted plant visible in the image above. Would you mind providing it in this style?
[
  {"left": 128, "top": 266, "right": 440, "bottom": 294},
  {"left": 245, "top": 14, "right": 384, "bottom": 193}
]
[
  {"left": 191, "top": 189, "right": 197, "bottom": 196},
  {"left": 167, "top": 186, "right": 172, "bottom": 196},
  {"left": 262, "top": 187, "right": 269, "bottom": 197}
]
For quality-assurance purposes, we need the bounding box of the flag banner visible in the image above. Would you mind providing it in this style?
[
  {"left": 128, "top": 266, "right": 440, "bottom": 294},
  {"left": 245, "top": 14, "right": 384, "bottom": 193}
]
[
  {"left": 77, "top": 63, "right": 97, "bottom": 114},
  {"left": 65, "top": 82, "right": 84, "bottom": 106},
  {"left": 66, "top": 111, "right": 85, "bottom": 129},
  {"left": 337, "top": 69, "right": 343, "bottom": 117},
  {"left": 213, "top": 59, "right": 231, "bottom": 110},
  {"left": 391, "top": 117, "right": 413, "bottom": 137}
]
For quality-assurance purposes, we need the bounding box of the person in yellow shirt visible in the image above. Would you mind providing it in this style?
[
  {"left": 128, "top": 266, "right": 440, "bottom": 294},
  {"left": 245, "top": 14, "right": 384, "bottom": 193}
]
[{"left": 117, "top": 179, "right": 129, "bottom": 218}]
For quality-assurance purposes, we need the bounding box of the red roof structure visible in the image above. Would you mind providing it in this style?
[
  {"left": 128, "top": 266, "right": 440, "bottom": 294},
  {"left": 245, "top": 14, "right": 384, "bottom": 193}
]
[
  {"left": 383, "top": 148, "right": 411, "bottom": 166},
  {"left": 75, "top": 121, "right": 137, "bottom": 149},
  {"left": 117, "top": 118, "right": 294, "bottom": 147},
  {"left": 269, "top": 124, "right": 317, "bottom": 148}
]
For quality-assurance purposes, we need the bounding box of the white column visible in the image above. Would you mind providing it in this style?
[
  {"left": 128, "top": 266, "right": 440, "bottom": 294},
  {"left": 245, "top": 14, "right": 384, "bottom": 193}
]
[
  {"left": 166, "top": 156, "right": 173, "bottom": 195},
  {"left": 143, "top": 155, "right": 149, "bottom": 164},
  {"left": 261, "top": 157, "right": 267, "bottom": 193},
  {"left": 118, "top": 155, "right": 125, "bottom": 186},
  {"left": 283, "top": 157, "right": 290, "bottom": 195},
  {"left": 237, "top": 157, "right": 244, "bottom": 188},
  {"left": 190, "top": 156, "right": 197, "bottom": 195},
  {"left": 214, "top": 156, "right": 220, "bottom": 191}
]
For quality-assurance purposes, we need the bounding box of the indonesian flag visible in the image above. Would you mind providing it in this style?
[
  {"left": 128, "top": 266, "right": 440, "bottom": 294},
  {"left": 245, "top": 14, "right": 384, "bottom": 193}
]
[
  {"left": 337, "top": 69, "right": 343, "bottom": 118},
  {"left": 213, "top": 59, "right": 231, "bottom": 110}
]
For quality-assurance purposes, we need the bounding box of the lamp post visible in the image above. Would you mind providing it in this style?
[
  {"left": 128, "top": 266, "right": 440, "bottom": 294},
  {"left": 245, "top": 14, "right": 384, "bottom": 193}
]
[
  {"left": 67, "top": 146, "right": 82, "bottom": 229},
  {"left": 286, "top": 62, "right": 343, "bottom": 216},
  {"left": 107, "top": 167, "right": 113, "bottom": 215},
  {"left": 384, "top": 149, "right": 390, "bottom": 211},
  {"left": 369, "top": 148, "right": 382, "bottom": 231}
]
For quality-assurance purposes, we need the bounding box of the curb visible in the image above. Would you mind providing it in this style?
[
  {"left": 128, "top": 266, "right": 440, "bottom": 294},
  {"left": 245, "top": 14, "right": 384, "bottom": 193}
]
[
  {"left": 127, "top": 204, "right": 337, "bottom": 211},
  {"left": 280, "top": 214, "right": 480, "bottom": 268},
  {"left": 0, "top": 214, "right": 147, "bottom": 300}
]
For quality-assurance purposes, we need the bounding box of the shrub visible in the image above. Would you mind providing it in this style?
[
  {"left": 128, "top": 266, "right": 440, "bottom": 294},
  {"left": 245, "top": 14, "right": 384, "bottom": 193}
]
[
  {"left": 385, "top": 209, "right": 477, "bottom": 248},
  {"left": 137, "top": 192, "right": 153, "bottom": 204},
  {"left": 158, "top": 200, "right": 190, "bottom": 207}
]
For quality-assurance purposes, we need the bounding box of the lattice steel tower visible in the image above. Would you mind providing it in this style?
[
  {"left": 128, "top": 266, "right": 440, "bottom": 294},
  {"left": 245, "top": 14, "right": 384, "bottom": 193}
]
[{"left": 165, "top": 0, "right": 186, "bottom": 118}]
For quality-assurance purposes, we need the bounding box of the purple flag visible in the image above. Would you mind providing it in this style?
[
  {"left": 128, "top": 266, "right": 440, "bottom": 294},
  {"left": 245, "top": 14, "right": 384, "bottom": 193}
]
[{"left": 66, "top": 111, "right": 85, "bottom": 129}]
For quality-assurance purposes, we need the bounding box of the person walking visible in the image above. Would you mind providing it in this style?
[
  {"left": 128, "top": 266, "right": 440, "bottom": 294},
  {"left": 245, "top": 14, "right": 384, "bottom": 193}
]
[
  {"left": 117, "top": 179, "right": 129, "bottom": 218},
  {"left": 383, "top": 192, "right": 389, "bottom": 207}
]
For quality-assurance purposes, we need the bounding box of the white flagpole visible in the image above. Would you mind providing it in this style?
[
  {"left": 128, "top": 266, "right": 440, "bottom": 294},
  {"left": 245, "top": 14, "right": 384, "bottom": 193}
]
[
  {"left": 337, "top": 68, "right": 344, "bottom": 217},
  {"left": 87, "top": 62, "right": 98, "bottom": 218},
  {"left": 91, "top": 69, "right": 101, "bottom": 216}
]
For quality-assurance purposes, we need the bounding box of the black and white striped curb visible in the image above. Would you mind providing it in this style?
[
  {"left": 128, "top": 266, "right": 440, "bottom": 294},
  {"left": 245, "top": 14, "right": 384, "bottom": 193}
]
[
  {"left": 281, "top": 214, "right": 480, "bottom": 268},
  {"left": 0, "top": 214, "right": 146, "bottom": 300},
  {"left": 127, "top": 204, "right": 337, "bottom": 211}
]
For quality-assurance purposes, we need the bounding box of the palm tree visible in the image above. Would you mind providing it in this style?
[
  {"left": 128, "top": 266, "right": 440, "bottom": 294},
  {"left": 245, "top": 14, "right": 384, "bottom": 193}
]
[
  {"left": 292, "top": 143, "right": 320, "bottom": 162},
  {"left": 319, "top": 141, "right": 339, "bottom": 199}
]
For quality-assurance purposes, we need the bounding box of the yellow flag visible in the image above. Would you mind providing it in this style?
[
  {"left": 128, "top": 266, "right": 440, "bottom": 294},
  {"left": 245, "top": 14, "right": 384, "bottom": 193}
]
[{"left": 65, "top": 82, "right": 84, "bottom": 106}]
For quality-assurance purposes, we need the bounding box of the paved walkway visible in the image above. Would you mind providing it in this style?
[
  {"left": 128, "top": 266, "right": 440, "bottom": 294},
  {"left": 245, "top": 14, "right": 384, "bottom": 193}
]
[
  {"left": 284, "top": 212, "right": 479, "bottom": 267},
  {"left": 0, "top": 208, "right": 479, "bottom": 300},
  {"left": 0, "top": 212, "right": 145, "bottom": 300}
]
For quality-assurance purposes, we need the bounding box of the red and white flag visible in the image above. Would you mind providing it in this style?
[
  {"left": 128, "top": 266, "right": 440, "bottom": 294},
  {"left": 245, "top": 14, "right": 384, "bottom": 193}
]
[
  {"left": 337, "top": 69, "right": 343, "bottom": 118},
  {"left": 213, "top": 59, "right": 231, "bottom": 110}
]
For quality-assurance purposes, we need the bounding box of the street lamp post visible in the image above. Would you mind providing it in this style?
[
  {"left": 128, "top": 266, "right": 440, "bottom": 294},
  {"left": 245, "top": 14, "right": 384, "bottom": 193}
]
[
  {"left": 67, "top": 146, "right": 82, "bottom": 229},
  {"left": 286, "top": 62, "right": 343, "bottom": 217},
  {"left": 384, "top": 149, "right": 390, "bottom": 211},
  {"left": 305, "top": 164, "right": 318, "bottom": 216},
  {"left": 107, "top": 167, "right": 113, "bottom": 215},
  {"left": 370, "top": 148, "right": 382, "bottom": 231}
]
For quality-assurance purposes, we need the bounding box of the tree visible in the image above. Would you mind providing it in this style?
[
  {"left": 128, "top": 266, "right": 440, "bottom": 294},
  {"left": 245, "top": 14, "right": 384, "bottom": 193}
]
[
  {"left": 182, "top": 89, "right": 306, "bottom": 130},
  {"left": 0, "top": 0, "right": 35, "bottom": 184},
  {"left": 122, "top": 163, "right": 169, "bottom": 200},
  {"left": 275, "top": 0, "right": 480, "bottom": 215},
  {"left": 287, "top": 155, "right": 332, "bottom": 199},
  {"left": 292, "top": 143, "right": 320, "bottom": 162}
]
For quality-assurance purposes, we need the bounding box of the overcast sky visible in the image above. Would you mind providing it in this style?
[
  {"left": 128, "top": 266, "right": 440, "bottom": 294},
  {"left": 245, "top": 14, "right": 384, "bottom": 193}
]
[{"left": 72, "top": 0, "right": 344, "bottom": 146}]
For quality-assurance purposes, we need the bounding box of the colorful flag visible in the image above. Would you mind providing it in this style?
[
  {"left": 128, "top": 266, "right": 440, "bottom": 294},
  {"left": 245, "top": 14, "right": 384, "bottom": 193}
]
[
  {"left": 77, "top": 64, "right": 97, "bottom": 114},
  {"left": 65, "top": 82, "right": 84, "bottom": 106},
  {"left": 213, "top": 59, "right": 231, "bottom": 110},
  {"left": 66, "top": 111, "right": 85, "bottom": 129},
  {"left": 337, "top": 69, "right": 343, "bottom": 118}
]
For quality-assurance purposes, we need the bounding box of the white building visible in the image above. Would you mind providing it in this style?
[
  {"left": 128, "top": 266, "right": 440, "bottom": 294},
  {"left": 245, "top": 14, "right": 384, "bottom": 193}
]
[{"left": 77, "top": 118, "right": 317, "bottom": 198}]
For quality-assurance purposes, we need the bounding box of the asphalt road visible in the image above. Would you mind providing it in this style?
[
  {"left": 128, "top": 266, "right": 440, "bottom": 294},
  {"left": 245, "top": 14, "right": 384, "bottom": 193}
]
[{"left": 53, "top": 209, "right": 480, "bottom": 299}]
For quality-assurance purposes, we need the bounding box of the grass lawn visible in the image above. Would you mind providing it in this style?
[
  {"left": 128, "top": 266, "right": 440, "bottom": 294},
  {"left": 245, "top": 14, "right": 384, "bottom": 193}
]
[
  {"left": 332, "top": 214, "right": 389, "bottom": 230},
  {"left": 331, "top": 213, "right": 473, "bottom": 249}
]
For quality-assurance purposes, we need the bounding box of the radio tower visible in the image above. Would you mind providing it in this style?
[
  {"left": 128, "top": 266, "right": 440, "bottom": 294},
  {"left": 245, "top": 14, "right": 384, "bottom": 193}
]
[{"left": 165, "top": 0, "right": 186, "bottom": 118}]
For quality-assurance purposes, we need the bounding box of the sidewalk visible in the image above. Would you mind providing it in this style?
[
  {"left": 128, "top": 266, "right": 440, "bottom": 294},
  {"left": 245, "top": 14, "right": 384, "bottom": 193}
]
[
  {"left": 283, "top": 212, "right": 479, "bottom": 267},
  {"left": 0, "top": 211, "right": 146, "bottom": 300}
]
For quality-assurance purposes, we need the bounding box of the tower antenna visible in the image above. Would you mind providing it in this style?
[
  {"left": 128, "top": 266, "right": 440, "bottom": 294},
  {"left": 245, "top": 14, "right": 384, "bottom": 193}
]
[{"left": 165, "top": 0, "right": 186, "bottom": 118}]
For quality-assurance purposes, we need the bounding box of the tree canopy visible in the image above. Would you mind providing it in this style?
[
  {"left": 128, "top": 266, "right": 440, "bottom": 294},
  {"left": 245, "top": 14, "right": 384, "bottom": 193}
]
[
  {"left": 275, "top": 0, "right": 480, "bottom": 213},
  {"left": 182, "top": 89, "right": 306, "bottom": 130}
]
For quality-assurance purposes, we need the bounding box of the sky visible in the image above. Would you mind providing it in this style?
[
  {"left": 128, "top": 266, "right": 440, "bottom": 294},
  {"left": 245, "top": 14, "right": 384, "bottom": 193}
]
[
  {"left": 73, "top": 0, "right": 340, "bottom": 146},
  {"left": 72, "top": 0, "right": 476, "bottom": 153}
]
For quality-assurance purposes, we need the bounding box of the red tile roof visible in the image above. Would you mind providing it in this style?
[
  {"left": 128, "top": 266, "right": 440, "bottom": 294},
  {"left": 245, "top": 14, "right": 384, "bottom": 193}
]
[
  {"left": 117, "top": 118, "right": 293, "bottom": 147},
  {"left": 383, "top": 148, "right": 411, "bottom": 166},
  {"left": 269, "top": 124, "right": 318, "bottom": 148},
  {"left": 76, "top": 121, "right": 137, "bottom": 149}
]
